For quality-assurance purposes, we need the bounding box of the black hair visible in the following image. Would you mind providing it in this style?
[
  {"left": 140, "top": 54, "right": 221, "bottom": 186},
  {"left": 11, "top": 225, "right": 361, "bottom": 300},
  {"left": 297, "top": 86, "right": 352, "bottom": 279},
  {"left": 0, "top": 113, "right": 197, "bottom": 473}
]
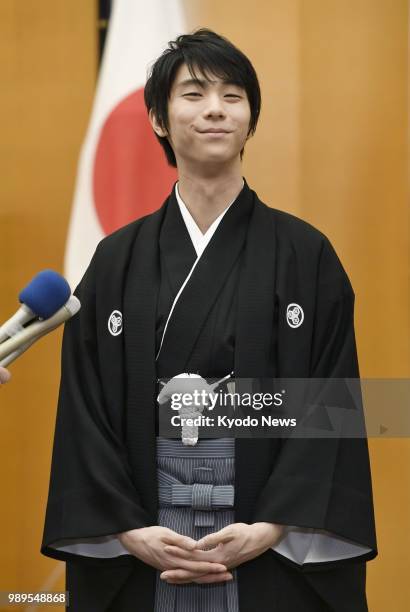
[{"left": 144, "top": 28, "right": 261, "bottom": 167}]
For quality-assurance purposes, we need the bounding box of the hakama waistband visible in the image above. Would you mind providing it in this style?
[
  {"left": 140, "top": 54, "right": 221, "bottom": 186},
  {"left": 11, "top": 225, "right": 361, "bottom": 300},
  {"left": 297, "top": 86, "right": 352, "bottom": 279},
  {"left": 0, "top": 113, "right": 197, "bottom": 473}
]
[{"left": 156, "top": 437, "right": 235, "bottom": 458}]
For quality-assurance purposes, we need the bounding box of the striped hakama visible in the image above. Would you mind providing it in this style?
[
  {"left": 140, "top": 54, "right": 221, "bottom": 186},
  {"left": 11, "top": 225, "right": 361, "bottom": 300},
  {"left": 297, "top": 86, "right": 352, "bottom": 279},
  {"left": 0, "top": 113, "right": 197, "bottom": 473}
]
[{"left": 154, "top": 437, "right": 239, "bottom": 612}]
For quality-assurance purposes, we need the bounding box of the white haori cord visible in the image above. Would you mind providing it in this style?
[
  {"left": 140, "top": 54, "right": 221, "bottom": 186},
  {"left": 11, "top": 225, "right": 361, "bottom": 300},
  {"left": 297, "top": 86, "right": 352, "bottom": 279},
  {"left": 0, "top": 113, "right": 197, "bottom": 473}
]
[{"left": 157, "top": 372, "right": 233, "bottom": 445}]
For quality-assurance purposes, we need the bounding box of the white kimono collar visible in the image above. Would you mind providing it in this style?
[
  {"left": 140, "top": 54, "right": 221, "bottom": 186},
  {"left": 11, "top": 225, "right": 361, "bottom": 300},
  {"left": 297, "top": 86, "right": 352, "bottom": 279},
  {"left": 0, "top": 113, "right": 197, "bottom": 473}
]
[{"left": 175, "top": 180, "right": 245, "bottom": 258}]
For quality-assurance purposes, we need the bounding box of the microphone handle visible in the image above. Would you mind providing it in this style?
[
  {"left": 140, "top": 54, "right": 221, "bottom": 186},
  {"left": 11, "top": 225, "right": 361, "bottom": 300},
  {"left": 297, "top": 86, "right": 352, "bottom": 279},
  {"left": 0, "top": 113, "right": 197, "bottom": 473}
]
[
  {"left": 0, "top": 299, "right": 79, "bottom": 361},
  {"left": 0, "top": 322, "right": 60, "bottom": 367},
  {"left": 0, "top": 304, "right": 36, "bottom": 344}
]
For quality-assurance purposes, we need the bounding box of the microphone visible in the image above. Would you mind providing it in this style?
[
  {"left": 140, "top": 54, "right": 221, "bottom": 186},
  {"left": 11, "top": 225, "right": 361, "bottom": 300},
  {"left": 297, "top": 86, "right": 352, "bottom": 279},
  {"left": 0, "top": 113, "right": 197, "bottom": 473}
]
[
  {"left": 0, "top": 296, "right": 81, "bottom": 366},
  {"left": 0, "top": 270, "right": 71, "bottom": 343}
]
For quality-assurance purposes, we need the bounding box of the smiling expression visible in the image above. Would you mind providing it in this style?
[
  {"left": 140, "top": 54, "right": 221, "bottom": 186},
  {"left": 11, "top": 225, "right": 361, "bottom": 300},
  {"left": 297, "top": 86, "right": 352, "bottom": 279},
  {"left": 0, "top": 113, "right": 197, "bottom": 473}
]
[{"left": 150, "top": 63, "right": 252, "bottom": 168}]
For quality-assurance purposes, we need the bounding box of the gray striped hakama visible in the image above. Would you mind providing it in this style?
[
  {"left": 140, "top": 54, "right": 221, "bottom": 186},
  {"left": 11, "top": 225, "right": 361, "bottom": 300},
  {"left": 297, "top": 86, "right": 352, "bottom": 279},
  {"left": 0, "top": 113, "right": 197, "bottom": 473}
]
[{"left": 154, "top": 437, "right": 239, "bottom": 612}]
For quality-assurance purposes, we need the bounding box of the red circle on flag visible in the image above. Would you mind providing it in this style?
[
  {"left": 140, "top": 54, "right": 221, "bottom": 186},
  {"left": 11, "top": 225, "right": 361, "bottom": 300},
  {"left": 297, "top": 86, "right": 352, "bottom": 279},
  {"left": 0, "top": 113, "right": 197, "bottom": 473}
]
[{"left": 93, "top": 88, "right": 177, "bottom": 235}]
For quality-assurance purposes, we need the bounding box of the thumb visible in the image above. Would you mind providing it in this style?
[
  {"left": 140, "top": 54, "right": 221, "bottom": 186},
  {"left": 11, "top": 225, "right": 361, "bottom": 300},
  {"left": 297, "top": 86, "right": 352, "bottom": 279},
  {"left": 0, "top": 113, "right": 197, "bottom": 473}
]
[{"left": 0, "top": 367, "right": 11, "bottom": 384}]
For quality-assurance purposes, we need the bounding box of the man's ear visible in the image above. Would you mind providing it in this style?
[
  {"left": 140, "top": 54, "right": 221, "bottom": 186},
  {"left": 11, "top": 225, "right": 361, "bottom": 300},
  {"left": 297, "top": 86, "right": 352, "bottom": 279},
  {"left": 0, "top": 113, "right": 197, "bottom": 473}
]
[{"left": 149, "top": 109, "right": 168, "bottom": 137}]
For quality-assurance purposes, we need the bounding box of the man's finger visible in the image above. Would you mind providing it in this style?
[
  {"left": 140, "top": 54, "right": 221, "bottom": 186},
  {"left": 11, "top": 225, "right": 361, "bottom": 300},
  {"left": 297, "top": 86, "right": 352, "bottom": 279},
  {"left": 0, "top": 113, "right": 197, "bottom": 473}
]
[
  {"left": 193, "top": 572, "right": 233, "bottom": 584},
  {"left": 161, "top": 569, "right": 233, "bottom": 584},
  {"left": 196, "top": 530, "right": 234, "bottom": 549},
  {"left": 163, "top": 545, "right": 221, "bottom": 561},
  {"left": 162, "top": 571, "right": 233, "bottom": 585},
  {"left": 161, "top": 569, "right": 204, "bottom": 581},
  {"left": 162, "top": 533, "right": 196, "bottom": 550},
  {"left": 165, "top": 558, "right": 227, "bottom": 574}
]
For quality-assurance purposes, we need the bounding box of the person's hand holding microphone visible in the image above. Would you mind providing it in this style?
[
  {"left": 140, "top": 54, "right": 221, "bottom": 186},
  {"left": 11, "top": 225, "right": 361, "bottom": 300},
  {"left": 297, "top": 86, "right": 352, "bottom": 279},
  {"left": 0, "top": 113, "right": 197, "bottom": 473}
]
[
  {"left": 0, "top": 366, "right": 11, "bottom": 384},
  {"left": 0, "top": 270, "right": 80, "bottom": 378}
]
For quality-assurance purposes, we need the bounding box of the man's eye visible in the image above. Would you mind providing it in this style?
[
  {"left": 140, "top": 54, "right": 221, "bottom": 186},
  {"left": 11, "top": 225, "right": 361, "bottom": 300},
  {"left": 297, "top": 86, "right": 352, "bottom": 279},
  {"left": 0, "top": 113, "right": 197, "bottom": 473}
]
[
  {"left": 225, "top": 94, "right": 241, "bottom": 99},
  {"left": 183, "top": 92, "right": 202, "bottom": 97}
]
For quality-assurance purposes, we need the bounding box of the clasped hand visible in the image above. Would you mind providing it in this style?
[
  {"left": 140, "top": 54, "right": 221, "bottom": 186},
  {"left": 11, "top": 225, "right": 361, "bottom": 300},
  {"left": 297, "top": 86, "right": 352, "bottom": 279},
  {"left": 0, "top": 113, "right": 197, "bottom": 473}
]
[{"left": 118, "top": 523, "right": 284, "bottom": 585}]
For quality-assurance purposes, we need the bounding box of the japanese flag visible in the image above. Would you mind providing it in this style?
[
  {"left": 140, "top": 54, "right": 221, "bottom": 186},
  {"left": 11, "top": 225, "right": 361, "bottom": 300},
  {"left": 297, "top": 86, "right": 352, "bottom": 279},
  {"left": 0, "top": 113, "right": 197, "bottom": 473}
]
[{"left": 64, "top": 0, "right": 185, "bottom": 289}]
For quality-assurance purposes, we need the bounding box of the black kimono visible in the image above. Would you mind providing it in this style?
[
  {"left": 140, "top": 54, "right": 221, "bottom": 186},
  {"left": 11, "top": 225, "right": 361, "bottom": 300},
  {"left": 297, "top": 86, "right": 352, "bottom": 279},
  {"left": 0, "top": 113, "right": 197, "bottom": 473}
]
[{"left": 41, "top": 179, "right": 377, "bottom": 611}]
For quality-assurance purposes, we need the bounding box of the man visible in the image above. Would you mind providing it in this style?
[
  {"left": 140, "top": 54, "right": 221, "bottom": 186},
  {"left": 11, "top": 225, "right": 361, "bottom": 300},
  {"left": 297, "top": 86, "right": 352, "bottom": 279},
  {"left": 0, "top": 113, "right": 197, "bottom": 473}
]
[{"left": 42, "top": 29, "right": 377, "bottom": 611}]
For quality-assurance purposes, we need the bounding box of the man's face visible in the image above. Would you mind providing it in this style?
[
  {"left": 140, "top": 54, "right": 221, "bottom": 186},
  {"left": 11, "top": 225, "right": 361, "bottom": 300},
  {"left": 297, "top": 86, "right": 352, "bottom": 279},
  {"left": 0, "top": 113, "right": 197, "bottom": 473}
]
[{"left": 151, "top": 63, "right": 252, "bottom": 168}]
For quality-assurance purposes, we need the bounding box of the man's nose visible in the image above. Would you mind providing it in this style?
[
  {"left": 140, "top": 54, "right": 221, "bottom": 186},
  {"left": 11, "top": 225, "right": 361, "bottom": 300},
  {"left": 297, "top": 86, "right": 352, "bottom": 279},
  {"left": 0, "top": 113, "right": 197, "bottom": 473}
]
[{"left": 202, "top": 93, "right": 227, "bottom": 117}]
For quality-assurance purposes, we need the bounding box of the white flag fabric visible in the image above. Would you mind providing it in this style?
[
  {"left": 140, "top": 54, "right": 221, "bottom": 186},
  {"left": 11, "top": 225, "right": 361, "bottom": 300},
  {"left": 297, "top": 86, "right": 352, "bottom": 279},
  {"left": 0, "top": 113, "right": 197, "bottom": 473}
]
[{"left": 64, "top": 0, "right": 185, "bottom": 290}]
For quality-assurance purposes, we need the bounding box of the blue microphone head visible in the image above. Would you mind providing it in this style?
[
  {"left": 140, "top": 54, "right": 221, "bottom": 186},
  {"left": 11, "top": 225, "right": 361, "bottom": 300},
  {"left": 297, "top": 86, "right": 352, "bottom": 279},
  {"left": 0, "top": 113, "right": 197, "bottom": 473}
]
[{"left": 19, "top": 270, "right": 71, "bottom": 319}]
